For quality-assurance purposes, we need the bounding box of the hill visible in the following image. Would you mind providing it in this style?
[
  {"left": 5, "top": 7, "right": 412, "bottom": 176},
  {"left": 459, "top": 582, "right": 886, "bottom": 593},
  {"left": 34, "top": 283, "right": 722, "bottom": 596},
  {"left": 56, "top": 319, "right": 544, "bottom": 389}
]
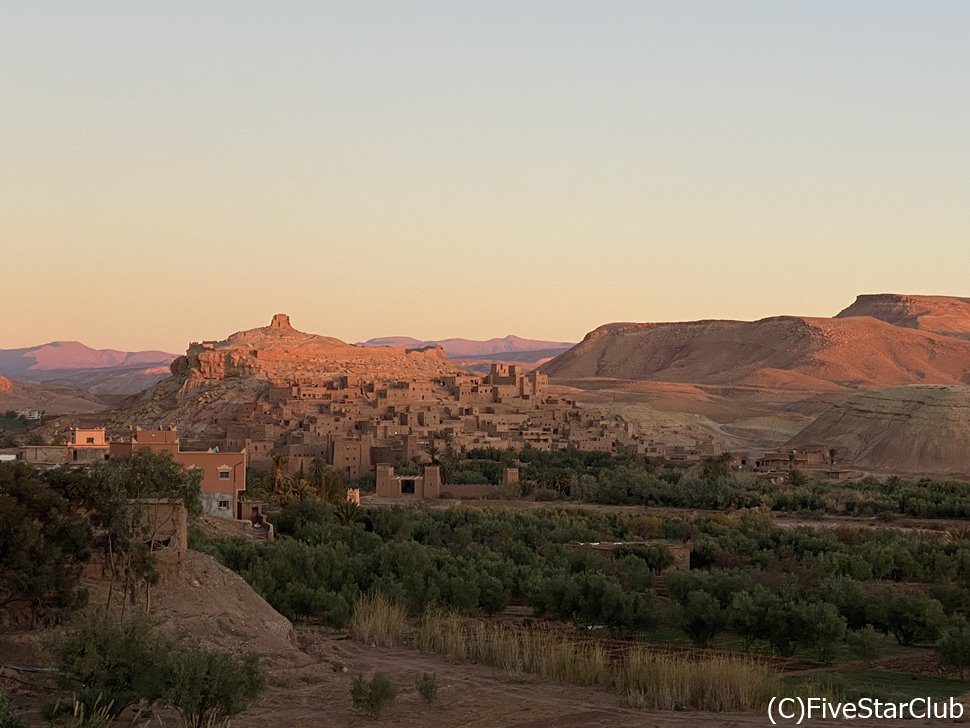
[
  {"left": 0, "top": 340, "right": 174, "bottom": 376},
  {"left": 94, "top": 314, "right": 462, "bottom": 438},
  {"left": 541, "top": 315, "right": 970, "bottom": 390},
  {"left": 0, "top": 374, "right": 107, "bottom": 415},
  {"left": 836, "top": 293, "right": 970, "bottom": 339},
  {"left": 788, "top": 385, "right": 970, "bottom": 475},
  {"left": 0, "top": 341, "right": 176, "bottom": 395}
]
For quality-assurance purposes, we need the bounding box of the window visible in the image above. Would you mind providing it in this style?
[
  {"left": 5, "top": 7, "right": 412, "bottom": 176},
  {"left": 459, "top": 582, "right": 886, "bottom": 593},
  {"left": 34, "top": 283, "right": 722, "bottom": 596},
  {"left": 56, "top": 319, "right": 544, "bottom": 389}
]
[
  {"left": 401, "top": 479, "right": 416, "bottom": 495},
  {"left": 218, "top": 499, "right": 230, "bottom": 510},
  {"left": 218, "top": 469, "right": 231, "bottom": 480},
  {"left": 85, "top": 437, "right": 95, "bottom": 444}
]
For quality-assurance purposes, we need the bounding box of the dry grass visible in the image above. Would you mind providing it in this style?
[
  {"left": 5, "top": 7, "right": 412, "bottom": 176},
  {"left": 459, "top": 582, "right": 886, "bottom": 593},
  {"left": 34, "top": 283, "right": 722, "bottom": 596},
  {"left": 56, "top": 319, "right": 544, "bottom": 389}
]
[
  {"left": 618, "top": 649, "right": 778, "bottom": 711},
  {"left": 415, "top": 609, "right": 608, "bottom": 685},
  {"left": 357, "top": 600, "right": 779, "bottom": 712},
  {"left": 348, "top": 593, "right": 409, "bottom": 647}
]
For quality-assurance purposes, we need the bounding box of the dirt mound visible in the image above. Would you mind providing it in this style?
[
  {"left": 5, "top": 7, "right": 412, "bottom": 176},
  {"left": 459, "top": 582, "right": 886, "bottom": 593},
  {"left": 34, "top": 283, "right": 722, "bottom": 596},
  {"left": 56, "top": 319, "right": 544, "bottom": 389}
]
[
  {"left": 541, "top": 315, "right": 970, "bottom": 390},
  {"left": 788, "top": 385, "right": 970, "bottom": 474},
  {"left": 836, "top": 293, "right": 970, "bottom": 339},
  {"left": 149, "top": 550, "right": 296, "bottom": 656}
]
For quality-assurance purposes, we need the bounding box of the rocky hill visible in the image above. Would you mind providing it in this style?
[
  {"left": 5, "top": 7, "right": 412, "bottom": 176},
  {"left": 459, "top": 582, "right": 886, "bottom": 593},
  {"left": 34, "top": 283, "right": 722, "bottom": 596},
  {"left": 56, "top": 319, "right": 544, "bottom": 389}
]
[
  {"left": 96, "top": 314, "right": 462, "bottom": 438},
  {"left": 788, "top": 385, "right": 970, "bottom": 474},
  {"left": 541, "top": 314, "right": 970, "bottom": 391},
  {"left": 835, "top": 293, "right": 970, "bottom": 339}
]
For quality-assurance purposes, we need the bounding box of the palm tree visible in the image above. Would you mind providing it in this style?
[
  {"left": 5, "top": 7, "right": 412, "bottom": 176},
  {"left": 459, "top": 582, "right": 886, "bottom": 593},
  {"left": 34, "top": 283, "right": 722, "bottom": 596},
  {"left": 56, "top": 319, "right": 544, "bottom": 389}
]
[
  {"left": 334, "top": 500, "right": 362, "bottom": 527},
  {"left": 271, "top": 453, "right": 288, "bottom": 492},
  {"left": 423, "top": 444, "right": 442, "bottom": 465}
]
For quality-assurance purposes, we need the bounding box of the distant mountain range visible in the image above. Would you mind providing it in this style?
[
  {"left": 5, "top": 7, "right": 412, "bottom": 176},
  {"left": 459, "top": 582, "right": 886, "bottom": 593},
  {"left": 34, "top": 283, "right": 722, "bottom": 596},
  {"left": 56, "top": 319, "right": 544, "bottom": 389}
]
[
  {"left": 357, "top": 334, "right": 574, "bottom": 358},
  {"left": 0, "top": 341, "right": 176, "bottom": 395}
]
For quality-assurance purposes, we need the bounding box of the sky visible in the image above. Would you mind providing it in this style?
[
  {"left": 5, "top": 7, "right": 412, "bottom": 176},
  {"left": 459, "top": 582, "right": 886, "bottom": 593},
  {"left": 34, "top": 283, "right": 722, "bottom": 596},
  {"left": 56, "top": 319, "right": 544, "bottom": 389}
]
[{"left": 2, "top": 1, "right": 968, "bottom": 353}]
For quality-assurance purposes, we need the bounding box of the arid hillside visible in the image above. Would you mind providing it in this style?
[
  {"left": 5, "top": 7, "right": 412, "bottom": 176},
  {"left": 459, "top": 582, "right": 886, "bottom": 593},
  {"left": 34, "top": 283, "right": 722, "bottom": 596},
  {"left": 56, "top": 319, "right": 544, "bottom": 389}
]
[
  {"left": 788, "top": 384, "right": 970, "bottom": 475},
  {"left": 836, "top": 293, "right": 970, "bottom": 339},
  {"left": 0, "top": 374, "right": 107, "bottom": 415},
  {"left": 541, "top": 315, "right": 970, "bottom": 390}
]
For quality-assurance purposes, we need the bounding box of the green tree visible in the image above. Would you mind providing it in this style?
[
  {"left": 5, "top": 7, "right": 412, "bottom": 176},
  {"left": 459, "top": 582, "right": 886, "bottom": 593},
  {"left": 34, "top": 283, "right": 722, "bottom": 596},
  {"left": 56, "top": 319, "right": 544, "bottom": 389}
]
[
  {"left": 0, "top": 463, "right": 92, "bottom": 627},
  {"left": 803, "top": 602, "right": 846, "bottom": 664},
  {"left": 937, "top": 618, "right": 970, "bottom": 680},
  {"left": 728, "top": 591, "right": 763, "bottom": 652},
  {"left": 90, "top": 451, "right": 202, "bottom": 613},
  {"left": 678, "top": 590, "right": 724, "bottom": 647}
]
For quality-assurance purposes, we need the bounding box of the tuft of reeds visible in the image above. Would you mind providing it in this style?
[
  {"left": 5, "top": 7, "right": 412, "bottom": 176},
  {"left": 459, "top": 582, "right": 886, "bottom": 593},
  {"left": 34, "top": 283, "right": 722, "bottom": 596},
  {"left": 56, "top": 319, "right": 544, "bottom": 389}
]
[
  {"left": 349, "top": 593, "right": 409, "bottom": 647},
  {"left": 617, "top": 649, "right": 777, "bottom": 711},
  {"left": 359, "top": 599, "right": 779, "bottom": 712}
]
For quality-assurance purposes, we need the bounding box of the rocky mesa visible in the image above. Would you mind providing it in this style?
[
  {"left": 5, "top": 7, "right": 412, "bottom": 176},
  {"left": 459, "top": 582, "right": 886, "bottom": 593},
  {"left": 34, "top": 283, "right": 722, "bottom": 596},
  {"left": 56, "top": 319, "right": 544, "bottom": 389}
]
[{"left": 541, "top": 313, "right": 970, "bottom": 391}]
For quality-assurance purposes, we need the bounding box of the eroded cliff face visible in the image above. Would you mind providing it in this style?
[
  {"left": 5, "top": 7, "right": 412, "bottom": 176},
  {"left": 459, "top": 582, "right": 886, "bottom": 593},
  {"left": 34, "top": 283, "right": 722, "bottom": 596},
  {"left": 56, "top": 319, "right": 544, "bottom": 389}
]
[
  {"left": 836, "top": 294, "right": 970, "bottom": 340},
  {"left": 788, "top": 385, "right": 970, "bottom": 474},
  {"left": 106, "top": 315, "right": 461, "bottom": 438}
]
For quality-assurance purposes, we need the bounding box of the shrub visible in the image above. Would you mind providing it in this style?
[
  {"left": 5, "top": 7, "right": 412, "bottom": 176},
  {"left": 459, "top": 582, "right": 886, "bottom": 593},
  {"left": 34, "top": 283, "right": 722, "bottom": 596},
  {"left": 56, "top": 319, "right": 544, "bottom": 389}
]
[
  {"left": 351, "top": 673, "right": 397, "bottom": 719},
  {"left": 55, "top": 614, "right": 170, "bottom": 718},
  {"left": 416, "top": 672, "right": 437, "bottom": 705},
  {"left": 55, "top": 614, "right": 263, "bottom": 726},
  {"left": 847, "top": 625, "right": 879, "bottom": 667},
  {"left": 0, "top": 690, "right": 25, "bottom": 728},
  {"left": 166, "top": 647, "right": 263, "bottom": 728}
]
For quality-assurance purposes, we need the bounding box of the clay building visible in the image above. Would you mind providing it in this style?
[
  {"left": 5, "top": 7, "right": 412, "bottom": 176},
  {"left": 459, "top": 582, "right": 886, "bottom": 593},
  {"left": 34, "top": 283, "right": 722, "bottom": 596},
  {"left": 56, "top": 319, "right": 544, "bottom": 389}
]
[{"left": 111, "top": 428, "right": 247, "bottom": 520}]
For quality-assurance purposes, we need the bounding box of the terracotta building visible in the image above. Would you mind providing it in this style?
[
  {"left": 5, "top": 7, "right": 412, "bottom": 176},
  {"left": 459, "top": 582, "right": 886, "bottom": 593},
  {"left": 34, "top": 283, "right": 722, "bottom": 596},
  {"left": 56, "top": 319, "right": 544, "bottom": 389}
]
[{"left": 111, "top": 428, "right": 246, "bottom": 520}]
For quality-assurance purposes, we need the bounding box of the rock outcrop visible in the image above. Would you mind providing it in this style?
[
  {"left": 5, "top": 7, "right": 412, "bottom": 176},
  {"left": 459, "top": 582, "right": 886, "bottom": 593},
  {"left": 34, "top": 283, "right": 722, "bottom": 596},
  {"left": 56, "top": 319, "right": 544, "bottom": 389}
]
[
  {"left": 788, "top": 385, "right": 970, "bottom": 474},
  {"left": 836, "top": 293, "right": 970, "bottom": 340},
  {"left": 104, "top": 315, "right": 462, "bottom": 438}
]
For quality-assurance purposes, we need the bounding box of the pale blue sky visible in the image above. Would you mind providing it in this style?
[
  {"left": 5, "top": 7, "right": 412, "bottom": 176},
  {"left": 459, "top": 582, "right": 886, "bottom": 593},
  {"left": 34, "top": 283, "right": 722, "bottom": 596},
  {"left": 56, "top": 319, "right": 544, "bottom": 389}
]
[{"left": 2, "top": 2, "right": 968, "bottom": 351}]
